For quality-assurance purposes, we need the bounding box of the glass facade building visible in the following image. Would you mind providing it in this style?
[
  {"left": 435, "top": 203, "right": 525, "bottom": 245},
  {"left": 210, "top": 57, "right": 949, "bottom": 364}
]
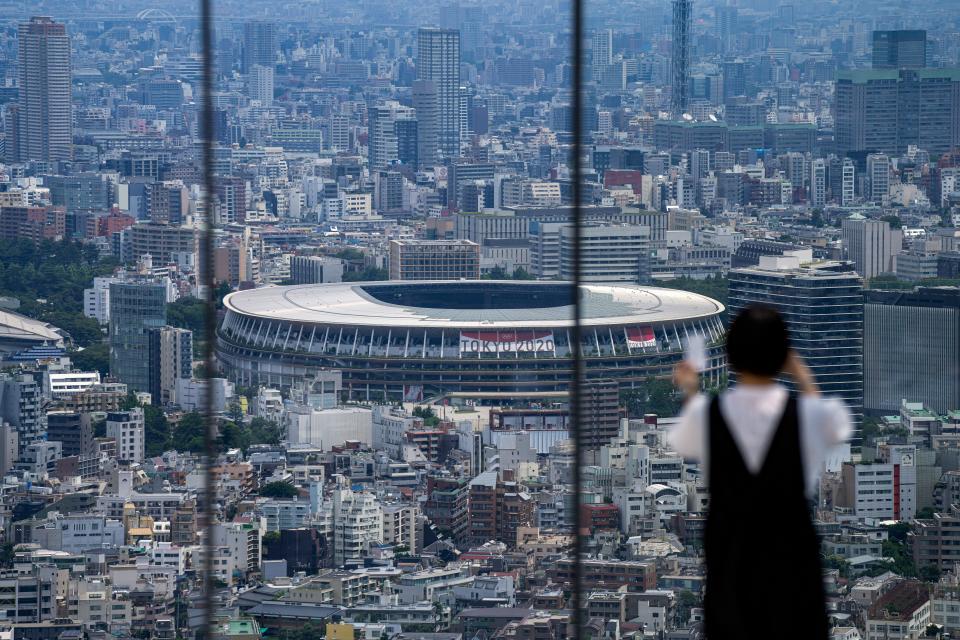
[
  {"left": 108, "top": 280, "right": 168, "bottom": 393},
  {"left": 728, "top": 252, "right": 864, "bottom": 442}
]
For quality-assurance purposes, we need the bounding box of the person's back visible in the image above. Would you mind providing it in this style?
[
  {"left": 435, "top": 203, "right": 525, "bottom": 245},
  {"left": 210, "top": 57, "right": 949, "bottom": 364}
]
[{"left": 670, "top": 306, "right": 850, "bottom": 638}]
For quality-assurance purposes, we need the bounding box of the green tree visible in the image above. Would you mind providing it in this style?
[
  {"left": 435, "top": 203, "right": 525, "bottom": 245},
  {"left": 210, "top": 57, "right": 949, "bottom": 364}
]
[
  {"left": 170, "top": 412, "right": 207, "bottom": 453},
  {"left": 881, "top": 214, "right": 903, "bottom": 229},
  {"left": 70, "top": 342, "right": 110, "bottom": 375},
  {"left": 413, "top": 405, "right": 441, "bottom": 426},
  {"left": 621, "top": 377, "right": 682, "bottom": 418},
  {"left": 920, "top": 564, "right": 942, "bottom": 583},
  {"left": 143, "top": 405, "right": 171, "bottom": 457},
  {"left": 260, "top": 481, "right": 298, "bottom": 499}
]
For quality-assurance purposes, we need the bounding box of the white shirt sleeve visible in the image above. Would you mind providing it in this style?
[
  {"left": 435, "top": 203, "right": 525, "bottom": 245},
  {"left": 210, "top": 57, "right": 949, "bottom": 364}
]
[
  {"left": 800, "top": 396, "right": 854, "bottom": 446},
  {"left": 668, "top": 393, "right": 710, "bottom": 461}
]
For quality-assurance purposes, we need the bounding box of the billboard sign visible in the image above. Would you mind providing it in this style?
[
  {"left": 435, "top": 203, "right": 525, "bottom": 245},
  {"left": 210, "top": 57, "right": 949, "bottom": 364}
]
[
  {"left": 460, "top": 330, "right": 555, "bottom": 354},
  {"left": 626, "top": 326, "right": 657, "bottom": 349}
]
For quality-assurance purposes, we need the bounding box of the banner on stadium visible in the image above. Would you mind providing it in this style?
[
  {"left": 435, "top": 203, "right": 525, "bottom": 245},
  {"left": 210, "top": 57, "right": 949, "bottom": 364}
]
[
  {"left": 626, "top": 326, "right": 657, "bottom": 349},
  {"left": 459, "top": 330, "right": 555, "bottom": 354}
]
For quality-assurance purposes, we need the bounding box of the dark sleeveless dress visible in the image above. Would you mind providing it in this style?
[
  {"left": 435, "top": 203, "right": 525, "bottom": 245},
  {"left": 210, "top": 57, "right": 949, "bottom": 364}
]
[{"left": 704, "top": 395, "right": 829, "bottom": 640}]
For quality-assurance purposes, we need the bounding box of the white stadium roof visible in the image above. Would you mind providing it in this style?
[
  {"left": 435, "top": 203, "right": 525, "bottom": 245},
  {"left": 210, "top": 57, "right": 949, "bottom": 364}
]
[{"left": 223, "top": 281, "right": 724, "bottom": 329}]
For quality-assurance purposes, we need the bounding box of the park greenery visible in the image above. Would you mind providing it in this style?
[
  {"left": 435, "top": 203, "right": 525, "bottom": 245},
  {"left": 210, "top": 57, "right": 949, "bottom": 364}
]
[{"left": 0, "top": 238, "right": 117, "bottom": 347}]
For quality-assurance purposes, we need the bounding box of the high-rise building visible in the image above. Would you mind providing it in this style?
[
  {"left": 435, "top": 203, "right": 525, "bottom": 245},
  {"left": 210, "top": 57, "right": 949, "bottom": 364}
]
[
  {"left": 147, "top": 181, "right": 189, "bottom": 226},
  {"left": 0, "top": 373, "right": 45, "bottom": 457},
  {"left": 671, "top": 0, "right": 693, "bottom": 116},
  {"left": 331, "top": 484, "right": 383, "bottom": 567},
  {"left": 467, "top": 471, "right": 535, "bottom": 548},
  {"left": 810, "top": 158, "right": 827, "bottom": 208},
  {"left": 109, "top": 280, "right": 168, "bottom": 393},
  {"left": 242, "top": 20, "right": 276, "bottom": 73},
  {"left": 417, "top": 28, "right": 461, "bottom": 159},
  {"left": 834, "top": 68, "right": 960, "bottom": 156},
  {"left": 872, "top": 30, "right": 927, "bottom": 69},
  {"left": 17, "top": 17, "right": 72, "bottom": 163},
  {"left": 728, "top": 249, "right": 864, "bottom": 440},
  {"left": 716, "top": 4, "right": 737, "bottom": 54},
  {"left": 388, "top": 239, "right": 480, "bottom": 280},
  {"left": 368, "top": 101, "right": 417, "bottom": 171},
  {"left": 863, "top": 288, "right": 960, "bottom": 414},
  {"left": 841, "top": 214, "right": 902, "bottom": 280},
  {"left": 148, "top": 326, "right": 193, "bottom": 406},
  {"left": 106, "top": 409, "right": 145, "bottom": 464},
  {"left": 248, "top": 64, "right": 274, "bottom": 107},
  {"left": 866, "top": 153, "right": 891, "bottom": 204},
  {"left": 841, "top": 158, "right": 856, "bottom": 206},
  {"left": 591, "top": 29, "right": 613, "bottom": 82},
  {"left": 412, "top": 80, "right": 440, "bottom": 168}
]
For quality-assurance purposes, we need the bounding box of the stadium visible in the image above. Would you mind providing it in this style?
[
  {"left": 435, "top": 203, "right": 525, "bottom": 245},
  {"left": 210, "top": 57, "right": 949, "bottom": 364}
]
[{"left": 217, "top": 281, "right": 726, "bottom": 402}]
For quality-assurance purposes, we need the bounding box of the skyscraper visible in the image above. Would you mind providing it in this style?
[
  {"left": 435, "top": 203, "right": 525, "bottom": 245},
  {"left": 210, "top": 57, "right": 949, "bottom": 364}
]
[
  {"left": 248, "top": 64, "right": 274, "bottom": 107},
  {"left": 671, "top": 0, "right": 693, "bottom": 116},
  {"left": 412, "top": 80, "right": 439, "bottom": 168},
  {"left": 591, "top": 29, "right": 613, "bottom": 82},
  {"left": 834, "top": 69, "right": 960, "bottom": 156},
  {"left": 417, "top": 27, "right": 461, "bottom": 159},
  {"left": 872, "top": 30, "right": 927, "bottom": 69},
  {"left": 716, "top": 4, "right": 737, "bottom": 54},
  {"left": 109, "top": 280, "right": 168, "bottom": 393},
  {"left": 866, "top": 153, "right": 891, "bottom": 204},
  {"left": 368, "top": 101, "right": 416, "bottom": 171},
  {"left": 17, "top": 16, "right": 71, "bottom": 163},
  {"left": 243, "top": 20, "right": 277, "bottom": 73},
  {"left": 864, "top": 287, "right": 960, "bottom": 414},
  {"left": 728, "top": 249, "right": 864, "bottom": 440}
]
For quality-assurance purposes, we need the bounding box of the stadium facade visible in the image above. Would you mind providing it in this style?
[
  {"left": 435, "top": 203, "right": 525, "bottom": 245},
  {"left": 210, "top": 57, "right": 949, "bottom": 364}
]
[{"left": 217, "top": 281, "right": 726, "bottom": 402}]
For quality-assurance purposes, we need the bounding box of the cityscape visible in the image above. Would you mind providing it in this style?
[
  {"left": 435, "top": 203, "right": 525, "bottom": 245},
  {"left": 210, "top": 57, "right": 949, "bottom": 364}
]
[{"left": 0, "top": 0, "right": 956, "bottom": 638}]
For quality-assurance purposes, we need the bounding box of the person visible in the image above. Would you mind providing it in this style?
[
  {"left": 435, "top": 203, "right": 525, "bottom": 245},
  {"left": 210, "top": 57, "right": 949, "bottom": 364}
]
[{"left": 669, "top": 305, "right": 851, "bottom": 639}]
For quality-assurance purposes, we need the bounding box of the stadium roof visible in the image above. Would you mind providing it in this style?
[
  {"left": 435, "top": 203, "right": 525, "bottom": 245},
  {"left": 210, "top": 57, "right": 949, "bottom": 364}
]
[
  {"left": 0, "top": 309, "right": 65, "bottom": 348},
  {"left": 224, "top": 280, "right": 724, "bottom": 329}
]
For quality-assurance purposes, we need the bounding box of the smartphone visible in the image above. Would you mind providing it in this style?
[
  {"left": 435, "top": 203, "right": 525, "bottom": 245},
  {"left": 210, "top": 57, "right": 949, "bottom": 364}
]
[{"left": 685, "top": 334, "right": 707, "bottom": 372}]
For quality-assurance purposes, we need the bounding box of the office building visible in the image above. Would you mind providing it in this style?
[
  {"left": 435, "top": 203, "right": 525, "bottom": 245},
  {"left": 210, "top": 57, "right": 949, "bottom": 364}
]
[
  {"left": 106, "top": 409, "right": 145, "bottom": 464},
  {"left": 834, "top": 68, "right": 960, "bottom": 156},
  {"left": 417, "top": 28, "right": 461, "bottom": 159},
  {"left": 17, "top": 16, "right": 72, "bottom": 163},
  {"left": 872, "top": 30, "right": 927, "bottom": 69},
  {"left": 864, "top": 288, "right": 960, "bottom": 414},
  {"left": 108, "top": 280, "right": 168, "bottom": 393},
  {"left": 728, "top": 249, "right": 864, "bottom": 437},
  {"left": 842, "top": 214, "right": 902, "bottom": 280},
  {"left": 388, "top": 239, "right": 480, "bottom": 280},
  {"left": 559, "top": 223, "right": 651, "bottom": 284},
  {"left": 290, "top": 255, "right": 344, "bottom": 285},
  {"left": 671, "top": 0, "right": 693, "bottom": 116},
  {"left": 243, "top": 20, "right": 277, "bottom": 73},
  {"left": 148, "top": 326, "right": 193, "bottom": 406}
]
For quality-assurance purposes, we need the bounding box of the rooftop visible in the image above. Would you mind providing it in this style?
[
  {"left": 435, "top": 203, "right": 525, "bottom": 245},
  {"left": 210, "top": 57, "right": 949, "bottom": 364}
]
[{"left": 223, "top": 281, "right": 724, "bottom": 329}]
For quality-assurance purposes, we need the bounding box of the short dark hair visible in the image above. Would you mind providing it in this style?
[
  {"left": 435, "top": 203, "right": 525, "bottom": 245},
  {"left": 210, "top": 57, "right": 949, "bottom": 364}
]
[{"left": 726, "top": 305, "right": 790, "bottom": 377}]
